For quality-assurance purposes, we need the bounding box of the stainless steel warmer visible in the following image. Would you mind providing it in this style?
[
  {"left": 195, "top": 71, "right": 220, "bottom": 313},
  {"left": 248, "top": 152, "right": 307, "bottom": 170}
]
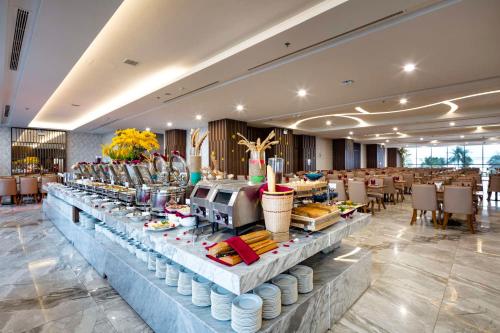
[{"left": 208, "top": 182, "right": 262, "bottom": 229}]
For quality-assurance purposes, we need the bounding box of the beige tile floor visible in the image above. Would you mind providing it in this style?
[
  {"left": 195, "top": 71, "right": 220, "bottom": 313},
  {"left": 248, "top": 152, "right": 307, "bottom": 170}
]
[{"left": 0, "top": 195, "right": 499, "bottom": 332}]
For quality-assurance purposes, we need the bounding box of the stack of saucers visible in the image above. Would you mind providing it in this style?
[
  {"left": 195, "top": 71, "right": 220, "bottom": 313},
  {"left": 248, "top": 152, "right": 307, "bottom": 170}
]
[
  {"left": 165, "top": 261, "right": 179, "bottom": 287},
  {"left": 271, "top": 274, "right": 298, "bottom": 305},
  {"left": 253, "top": 283, "right": 281, "bottom": 319},
  {"left": 210, "top": 285, "right": 236, "bottom": 321},
  {"left": 289, "top": 265, "right": 313, "bottom": 294},
  {"left": 192, "top": 274, "right": 212, "bottom": 307},
  {"left": 177, "top": 267, "right": 194, "bottom": 295},
  {"left": 231, "top": 294, "right": 263, "bottom": 333}
]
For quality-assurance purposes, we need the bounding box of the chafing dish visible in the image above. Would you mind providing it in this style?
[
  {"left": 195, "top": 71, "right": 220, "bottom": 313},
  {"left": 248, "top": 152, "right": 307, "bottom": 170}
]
[
  {"left": 151, "top": 186, "right": 185, "bottom": 216},
  {"left": 209, "top": 182, "right": 262, "bottom": 231},
  {"left": 118, "top": 189, "right": 136, "bottom": 204}
]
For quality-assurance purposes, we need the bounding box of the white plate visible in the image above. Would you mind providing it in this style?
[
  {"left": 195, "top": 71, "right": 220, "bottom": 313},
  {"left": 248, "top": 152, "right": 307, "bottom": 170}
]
[
  {"left": 144, "top": 221, "right": 176, "bottom": 231},
  {"left": 253, "top": 283, "right": 280, "bottom": 298},
  {"left": 232, "top": 294, "right": 262, "bottom": 312},
  {"left": 271, "top": 274, "right": 297, "bottom": 287}
]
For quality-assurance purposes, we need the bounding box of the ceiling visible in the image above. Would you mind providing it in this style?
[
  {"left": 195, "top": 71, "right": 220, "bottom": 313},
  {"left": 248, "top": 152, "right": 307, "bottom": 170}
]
[{"left": 2, "top": 0, "right": 500, "bottom": 147}]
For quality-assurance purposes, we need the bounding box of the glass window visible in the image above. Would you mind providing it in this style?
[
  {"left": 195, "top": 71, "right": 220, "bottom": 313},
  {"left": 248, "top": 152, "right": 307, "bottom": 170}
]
[
  {"left": 484, "top": 143, "right": 500, "bottom": 172},
  {"left": 416, "top": 146, "right": 432, "bottom": 167},
  {"left": 403, "top": 146, "right": 417, "bottom": 167},
  {"left": 431, "top": 146, "right": 447, "bottom": 168}
]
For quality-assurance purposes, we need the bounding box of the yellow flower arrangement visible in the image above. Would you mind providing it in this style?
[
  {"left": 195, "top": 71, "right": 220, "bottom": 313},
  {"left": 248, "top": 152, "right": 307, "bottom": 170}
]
[{"left": 101, "top": 128, "right": 160, "bottom": 161}]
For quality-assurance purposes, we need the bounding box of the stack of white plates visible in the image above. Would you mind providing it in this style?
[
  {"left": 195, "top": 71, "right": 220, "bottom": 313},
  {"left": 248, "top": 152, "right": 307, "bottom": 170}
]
[
  {"left": 210, "top": 285, "right": 236, "bottom": 321},
  {"left": 231, "top": 294, "right": 263, "bottom": 333},
  {"left": 192, "top": 274, "right": 212, "bottom": 307},
  {"left": 253, "top": 283, "right": 281, "bottom": 319},
  {"left": 177, "top": 267, "right": 194, "bottom": 295},
  {"left": 271, "top": 274, "right": 298, "bottom": 305},
  {"left": 165, "top": 261, "right": 179, "bottom": 287},
  {"left": 289, "top": 265, "right": 314, "bottom": 294}
]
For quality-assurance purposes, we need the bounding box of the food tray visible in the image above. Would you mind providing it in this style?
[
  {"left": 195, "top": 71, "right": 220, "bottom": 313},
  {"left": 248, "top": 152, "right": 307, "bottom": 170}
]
[{"left": 291, "top": 209, "right": 340, "bottom": 232}]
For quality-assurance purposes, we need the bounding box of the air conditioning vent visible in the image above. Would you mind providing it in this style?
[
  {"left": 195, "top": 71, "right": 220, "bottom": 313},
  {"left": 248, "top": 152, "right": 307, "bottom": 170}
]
[
  {"left": 4, "top": 105, "right": 10, "bottom": 118},
  {"left": 9, "top": 9, "right": 29, "bottom": 71},
  {"left": 163, "top": 81, "right": 219, "bottom": 104}
]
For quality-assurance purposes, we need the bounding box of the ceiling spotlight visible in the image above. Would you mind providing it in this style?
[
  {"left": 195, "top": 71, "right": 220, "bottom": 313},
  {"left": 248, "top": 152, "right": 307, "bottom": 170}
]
[
  {"left": 465, "top": 142, "right": 469, "bottom": 144},
  {"left": 399, "top": 98, "right": 408, "bottom": 105},
  {"left": 167, "top": 122, "right": 172, "bottom": 127},
  {"left": 393, "top": 127, "right": 398, "bottom": 131},
  {"left": 449, "top": 122, "right": 455, "bottom": 126},
  {"left": 326, "top": 120, "right": 332, "bottom": 126},
  {"left": 385, "top": 139, "right": 389, "bottom": 143},
  {"left": 297, "top": 89, "right": 307, "bottom": 97},
  {"left": 349, "top": 131, "right": 354, "bottom": 135},
  {"left": 419, "top": 137, "right": 424, "bottom": 141},
  {"left": 347, "top": 136, "right": 352, "bottom": 139},
  {"left": 195, "top": 115, "right": 202, "bottom": 120},
  {"left": 460, "top": 135, "right": 464, "bottom": 138},
  {"left": 236, "top": 104, "right": 244, "bottom": 112},
  {"left": 375, "top": 134, "right": 380, "bottom": 137},
  {"left": 145, "top": 127, "right": 151, "bottom": 131},
  {"left": 403, "top": 63, "right": 416, "bottom": 72}
]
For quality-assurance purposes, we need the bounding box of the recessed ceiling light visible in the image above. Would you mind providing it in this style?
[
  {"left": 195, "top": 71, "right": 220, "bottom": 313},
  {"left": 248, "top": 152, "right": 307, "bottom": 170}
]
[
  {"left": 420, "top": 137, "right": 424, "bottom": 141},
  {"left": 375, "top": 134, "right": 380, "bottom": 137},
  {"left": 145, "top": 127, "right": 151, "bottom": 131},
  {"left": 167, "top": 122, "right": 172, "bottom": 127},
  {"left": 326, "top": 120, "right": 332, "bottom": 126},
  {"left": 297, "top": 89, "right": 307, "bottom": 97},
  {"left": 393, "top": 127, "right": 398, "bottom": 131},
  {"left": 195, "top": 115, "right": 202, "bottom": 120},
  {"left": 465, "top": 142, "right": 469, "bottom": 144},
  {"left": 341, "top": 79, "right": 354, "bottom": 86},
  {"left": 123, "top": 58, "right": 139, "bottom": 66},
  {"left": 403, "top": 63, "right": 416, "bottom": 72},
  {"left": 236, "top": 104, "right": 244, "bottom": 112},
  {"left": 460, "top": 135, "right": 464, "bottom": 138},
  {"left": 399, "top": 98, "right": 408, "bottom": 105},
  {"left": 349, "top": 131, "right": 353, "bottom": 135},
  {"left": 449, "top": 121, "right": 455, "bottom": 126},
  {"left": 385, "top": 139, "right": 389, "bottom": 143}
]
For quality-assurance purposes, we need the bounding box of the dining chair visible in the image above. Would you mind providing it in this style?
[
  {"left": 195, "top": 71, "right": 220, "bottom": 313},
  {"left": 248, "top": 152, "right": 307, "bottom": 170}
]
[
  {"left": 348, "top": 180, "right": 375, "bottom": 214},
  {"left": 40, "top": 174, "right": 58, "bottom": 199},
  {"left": 442, "top": 185, "right": 474, "bottom": 233},
  {"left": 487, "top": 174, "right": 500, "bottom": 201},
  {"left": 403, "top": 173, "right": 413, "bottom": 194},
  {"left": 410, "top": 184, "right": 438, "bottom": 228},
  {"left": 19, "top": 176, "right": 39, "bottom": 204},
  {"left": 367, "top": 177, "right": 385, "bottom": 211},
  {"left": 383, "top": 176, "right": 397, "bottom": 204},
  {"left": 330, "top": 180, "right": 347, "bottom": 201},
  {"left": 0, "top": 177, "right": 18, "bottom": 205}
]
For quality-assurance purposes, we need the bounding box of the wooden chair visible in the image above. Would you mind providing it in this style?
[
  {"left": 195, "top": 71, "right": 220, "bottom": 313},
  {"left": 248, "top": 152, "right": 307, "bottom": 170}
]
[
  {"left": 348, "top": 180, "right": 376, "bottom": 215},
  {"left": 0, "top": 177, "right": 18, "bottom": 205}
]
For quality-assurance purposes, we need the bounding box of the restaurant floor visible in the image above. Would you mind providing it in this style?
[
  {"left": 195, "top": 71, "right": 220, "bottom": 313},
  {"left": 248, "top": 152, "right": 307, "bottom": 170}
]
[{"left": 0, "top": 196, "right": 498, "bottom": 333}]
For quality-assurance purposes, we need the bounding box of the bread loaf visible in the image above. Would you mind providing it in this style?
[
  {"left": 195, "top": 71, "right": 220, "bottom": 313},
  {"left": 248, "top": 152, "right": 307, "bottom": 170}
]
[{"left": 208, "top": 230, "right": 271, "bottom": 257}]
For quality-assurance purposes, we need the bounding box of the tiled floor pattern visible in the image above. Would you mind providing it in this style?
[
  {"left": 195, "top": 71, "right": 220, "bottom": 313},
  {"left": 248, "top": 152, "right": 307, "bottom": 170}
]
[{"left": 0, "top": 196, "right": 498, "bottom": 332}]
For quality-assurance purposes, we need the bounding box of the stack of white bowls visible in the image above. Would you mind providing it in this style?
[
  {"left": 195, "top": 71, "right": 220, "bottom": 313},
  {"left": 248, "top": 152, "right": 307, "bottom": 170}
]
[
  {"left": 271, "top": 274, "right": 298, "bottom": 305},
  {"left": 231, "top": 294, "right": 263, "bottom": 333},
  {"left": 253, "top": 283, "right": 281, "bottom": 319},
  {"left": 289, "top": 265, "right": 314, "bottom": 294},
  {"left": 210, "top": 285, "right": 236, "bottom": 321},
  {"left": 177, "top": 267, "right": 194, "bottom": 295},
  {"left": 192, "top": 274, "right": 212, "bottom": 307},
  {"left": 165, "top": 261, "right": 179, "bottom": 287}
]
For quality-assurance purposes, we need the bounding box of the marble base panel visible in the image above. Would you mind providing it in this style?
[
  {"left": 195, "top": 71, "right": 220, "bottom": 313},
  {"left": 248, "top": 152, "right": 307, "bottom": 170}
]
[{"left": 44, "top": 195, "right": 371, "bottom": 333}]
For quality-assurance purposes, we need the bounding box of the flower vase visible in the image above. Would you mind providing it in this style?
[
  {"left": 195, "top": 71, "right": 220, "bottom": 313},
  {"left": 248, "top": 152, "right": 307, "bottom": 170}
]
[{"left": 249, "top": 151, "right": 266, "bottom": 184}]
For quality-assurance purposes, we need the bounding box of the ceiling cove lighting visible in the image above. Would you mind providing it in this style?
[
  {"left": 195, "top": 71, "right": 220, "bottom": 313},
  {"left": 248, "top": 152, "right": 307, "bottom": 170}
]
[
  {"left": 449, "top": 122, "right": 455, "bottom": 126},
  {"left": 195, "top": 115, "right": 202, "bottom": 120},
  {"left": 289, "top": 89, "right": 500, "bottom": 131},
  {"left": 403, "top": 63, "right": 416, "bottom": 72},
  {"left": 236, "top": 104, "right": 244, "bottom": 112},
  {"left": 399, "top": 98, "right": 408, "bottom": 105},
  {"left": 297, "top": 89, "right": 307, "bottom": 97},
  {"left": 355, "top": 106, "right": 369, "bottom": 114},
  {"left": 375, "top": 134, "right": 380, "bottom": 137},
  {"left": 30, "top": 0, "right": 350, "bottom": 130}
]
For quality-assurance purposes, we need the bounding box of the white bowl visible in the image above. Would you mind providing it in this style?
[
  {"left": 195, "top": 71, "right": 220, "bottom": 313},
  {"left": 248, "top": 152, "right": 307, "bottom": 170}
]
[{"left": 179, "top": 216, "right": 196, "bottom": 227}]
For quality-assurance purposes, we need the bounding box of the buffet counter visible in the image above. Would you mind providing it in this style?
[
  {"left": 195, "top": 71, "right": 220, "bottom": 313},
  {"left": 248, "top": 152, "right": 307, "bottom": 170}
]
[{"left": 43, "top": 184, "right": 372, "bottom": 333}]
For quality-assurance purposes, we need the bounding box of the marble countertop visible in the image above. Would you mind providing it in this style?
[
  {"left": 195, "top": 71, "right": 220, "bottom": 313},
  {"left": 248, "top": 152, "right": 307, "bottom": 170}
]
[{"left": 47, "top": 184, "right": 371, "bottom": 295}]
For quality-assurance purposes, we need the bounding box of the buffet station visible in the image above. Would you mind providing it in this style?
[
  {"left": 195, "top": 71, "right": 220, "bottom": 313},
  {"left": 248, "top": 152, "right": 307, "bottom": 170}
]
[{"left": 42, "top": 129, "right": 372, "bottom": 333}]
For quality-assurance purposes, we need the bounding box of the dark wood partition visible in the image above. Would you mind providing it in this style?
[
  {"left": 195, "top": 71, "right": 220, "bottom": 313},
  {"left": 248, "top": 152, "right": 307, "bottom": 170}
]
[
  {"left": 366, "top": 144, "right": 385, "bottom": 168},
  {"left": 165, "top": 129, "right": 186, "bottom": 157},
  {"left": 353, "top": 142, "right": 361, "bottom": 169},
  {"left": 293, "top": 135, "right": 316, "bottom": 172},
  {"left": 208, "top": 119, "right": 247, "bottom": 175},
  {"left": 332, "top": 138, "right": 355, "bottom": 170},
  {"left": 387, "top": 148, "right": 401, "bottom": 167},
  {"left": 269, "top": 128, "right": 294, "bottom": 174}
]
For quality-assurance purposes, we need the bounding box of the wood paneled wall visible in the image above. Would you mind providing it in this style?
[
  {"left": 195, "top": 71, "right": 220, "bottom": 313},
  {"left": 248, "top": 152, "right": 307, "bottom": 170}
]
[
  {"left": 164, "top": 129, "right": 186, "bottom": 157},
  {"left": 208, "top": 119, "right": 247, "bottom": 175},
  {"left": 366, "top": 144, "right": 385, "bottom": 168},
  {"left": 293, "top": 135, "right": 316, "bottom": 172},
  {"left": 353, "top": 142, "right": 361, "bottom": 169},
  {"left": 387, "top": 148, "right": 401, "bottom": 167},
  {"left": 269, "top": 128, "right": 294, "bottom": 174},
  {"left": 332, "top": 138, "right": 355, "bottom": 170}
]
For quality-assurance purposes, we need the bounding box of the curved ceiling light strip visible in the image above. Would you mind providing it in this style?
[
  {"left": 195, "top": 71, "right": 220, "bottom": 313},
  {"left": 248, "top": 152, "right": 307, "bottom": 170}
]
[{"left": 289, "top": 89, "right": 500, "bottom": 130}]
